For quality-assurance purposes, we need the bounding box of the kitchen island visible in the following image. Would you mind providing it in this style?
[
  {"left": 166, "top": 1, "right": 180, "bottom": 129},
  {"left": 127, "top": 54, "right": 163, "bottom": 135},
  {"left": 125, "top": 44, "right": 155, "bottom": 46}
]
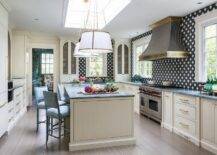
[{"left": 64, "top": 84, "right": 136, "bottom": 151}]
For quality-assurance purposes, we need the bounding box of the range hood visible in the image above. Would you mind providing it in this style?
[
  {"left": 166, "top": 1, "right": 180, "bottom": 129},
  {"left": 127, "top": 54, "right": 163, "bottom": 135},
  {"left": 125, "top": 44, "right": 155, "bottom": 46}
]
[{"left": 139, "top": 17, "right": 189, "bottom": 61}]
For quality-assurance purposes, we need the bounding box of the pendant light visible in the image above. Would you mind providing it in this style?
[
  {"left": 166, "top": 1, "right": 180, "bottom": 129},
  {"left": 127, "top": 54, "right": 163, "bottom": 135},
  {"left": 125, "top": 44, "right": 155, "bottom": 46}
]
[
  {"left": 79, "top": 0, "right": 113, "bottom": 54},
  {"left": 74, "top": 42, "right": 99, "bottom": 57}
]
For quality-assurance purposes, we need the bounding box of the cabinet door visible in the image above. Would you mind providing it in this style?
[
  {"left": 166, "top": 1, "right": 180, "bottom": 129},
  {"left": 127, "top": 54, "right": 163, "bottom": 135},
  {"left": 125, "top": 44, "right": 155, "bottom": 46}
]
[
  {"left": 0, "top": 93, "right": 8, "bottom": 137},
  {"left": 215, "top": 104, "right": 217, "bottom": 144},
  {"left": 201, "top": 99, "right": 215, "bottom": 143},
  {"left": 124, "top": 45, "right": 129, "bottom": 74},
  {"left": 63, "top": 42, "right": 68, "bottom": 74},
  {"left": 163, "top": 92, "right": 173, "bottom": 126},
  {"left": 117, "top": 45, "right": 122, "bottom": 74},
  {"left": 71, "top": 42, "right": 76, "bottom": 74},
  {"left": 0, "top": 23, "right": 7, "bottom": 94}
]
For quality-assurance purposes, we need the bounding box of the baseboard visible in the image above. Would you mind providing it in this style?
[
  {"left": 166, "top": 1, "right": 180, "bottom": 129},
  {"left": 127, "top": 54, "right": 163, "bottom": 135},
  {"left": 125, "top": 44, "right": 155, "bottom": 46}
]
[
  {"left": 201, "top": 140, "right": 217, "bottom": 154},
  {"left": 69, "top": 137, "right": 136, "bottom": 151},
  {"left": 173, "top": 127, "right": 200, "bottom": 146},
  {"left": 161, "top": 122, "right": 173, "bottom": 132}
]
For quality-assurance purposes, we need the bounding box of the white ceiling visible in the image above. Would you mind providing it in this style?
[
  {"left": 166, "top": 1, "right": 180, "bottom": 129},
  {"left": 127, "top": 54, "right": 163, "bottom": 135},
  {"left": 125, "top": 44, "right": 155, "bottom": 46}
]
[{"left": 7, "top": 0, "right": 216, "bottom": 38}]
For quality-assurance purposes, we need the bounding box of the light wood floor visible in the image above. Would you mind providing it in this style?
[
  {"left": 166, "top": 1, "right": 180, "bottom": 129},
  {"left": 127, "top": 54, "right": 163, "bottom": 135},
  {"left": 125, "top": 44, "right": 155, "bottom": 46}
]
[{"left": 0, "top": 109, "right": 213, "bottom": 155}]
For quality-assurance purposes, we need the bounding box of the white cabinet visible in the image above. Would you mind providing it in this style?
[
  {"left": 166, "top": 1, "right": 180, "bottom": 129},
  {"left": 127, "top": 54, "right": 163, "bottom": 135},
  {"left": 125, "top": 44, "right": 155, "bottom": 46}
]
[
  {"left": 173, "top": 94, "right": 200, "bottom": 145},
  {"left": 116, "top": 83, "right": 140, "bottom": 114},
  {"left": 115, "top": 40, "right": 131, "bottom": 82},
  {"left": 12, "top": 34, "right": 29, "bottom": 78},
  {"left": 7, "top": 85, "right": 26, "bottom": 132},
  {"left": 60, "top": 40, "right": 78, "bottom": 83},
  {"left": 0, "top": 2, "right": 8, "bottom": 95},
  {"left": 201, "top": 99, "right": 217, "bottom": 153},
  {"left": 0, "top": 93, "right": 8, "bottom": 137},
  {"left": 0, "top": 1, "right": 9, "bottom": 138},
  {"left": 162, "top": 92, "right": 173, "bottom": 131}
]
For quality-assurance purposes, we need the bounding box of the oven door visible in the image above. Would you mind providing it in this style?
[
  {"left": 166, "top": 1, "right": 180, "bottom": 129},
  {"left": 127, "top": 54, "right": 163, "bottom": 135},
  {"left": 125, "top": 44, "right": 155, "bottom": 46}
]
[{"left": 146, "top": 95, "right": 162, "bottom": 120}]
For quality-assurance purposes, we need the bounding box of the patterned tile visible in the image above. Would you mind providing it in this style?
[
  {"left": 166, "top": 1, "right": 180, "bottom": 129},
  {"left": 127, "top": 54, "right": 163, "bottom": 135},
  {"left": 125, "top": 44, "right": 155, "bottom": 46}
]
[{"left": 131, "top": 2, "right": 217, "bottom": 90}]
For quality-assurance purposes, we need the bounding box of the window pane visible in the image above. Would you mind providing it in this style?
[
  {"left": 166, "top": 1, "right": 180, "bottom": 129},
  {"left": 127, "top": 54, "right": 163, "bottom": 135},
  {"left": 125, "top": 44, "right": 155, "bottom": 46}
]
[
  {"left": 205, "top": 34, "right": 217, "bottom": 78},
  {"left": 205, "top": 24, "right": 216, "bottom": 38},
  {"left": 134, "top": 45, "right": 152, "bottom": 78},
  {"left": 88, "top": 55, "right": 104, "bottom": 76},
  {"left": 41, "top": 64, "right": 45, "bottom": 74}
]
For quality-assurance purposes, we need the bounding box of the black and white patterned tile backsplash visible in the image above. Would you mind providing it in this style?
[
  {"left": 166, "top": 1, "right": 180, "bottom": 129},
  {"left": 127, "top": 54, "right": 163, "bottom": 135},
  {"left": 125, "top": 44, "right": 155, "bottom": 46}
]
[{"left": 131, "top": 2, "right": 217, "bottom": 90}]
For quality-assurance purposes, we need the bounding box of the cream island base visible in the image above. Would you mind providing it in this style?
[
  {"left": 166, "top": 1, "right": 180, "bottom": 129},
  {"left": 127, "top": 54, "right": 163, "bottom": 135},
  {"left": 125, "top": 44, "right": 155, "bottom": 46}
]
[{"left": 64, "top": 85, "right": 136, "bottom": 151}]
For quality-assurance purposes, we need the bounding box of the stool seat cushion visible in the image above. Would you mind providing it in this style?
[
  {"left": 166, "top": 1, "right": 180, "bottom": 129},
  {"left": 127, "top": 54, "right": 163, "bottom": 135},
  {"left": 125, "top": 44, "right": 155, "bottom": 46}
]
[
  {"left": 47, "top": 105, "right": 70, "bottom": 118},
  {"left": 37, "top": 101, "right": 46, "bottom": 109},
  {"left": 37, "top": 101, "right": 66, "bottom": 109}
]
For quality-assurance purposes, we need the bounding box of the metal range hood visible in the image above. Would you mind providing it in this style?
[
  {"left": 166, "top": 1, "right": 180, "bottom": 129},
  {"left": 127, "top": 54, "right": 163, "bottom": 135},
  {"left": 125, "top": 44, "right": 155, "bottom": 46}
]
[{"left": 139, "top": 17, "right": 189, "bottom": 61}]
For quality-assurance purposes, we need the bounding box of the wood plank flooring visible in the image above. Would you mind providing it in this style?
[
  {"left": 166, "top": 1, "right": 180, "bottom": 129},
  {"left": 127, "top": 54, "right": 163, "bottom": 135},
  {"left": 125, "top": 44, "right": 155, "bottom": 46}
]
[{"left": 0, "top": 108, "right": 213, "bottom": 155}]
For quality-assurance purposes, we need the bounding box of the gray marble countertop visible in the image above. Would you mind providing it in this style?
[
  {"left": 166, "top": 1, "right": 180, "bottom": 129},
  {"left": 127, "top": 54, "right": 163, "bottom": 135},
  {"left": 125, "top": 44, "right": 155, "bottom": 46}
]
[
  {"left": 64, "top": 84, "right": 134, "bottom": 99},
  {"left": 116, "top": 81, "right": 142, "bottom": 87},
  {"left": 116, "top": 81, "right": 217, "bottom": 101}
]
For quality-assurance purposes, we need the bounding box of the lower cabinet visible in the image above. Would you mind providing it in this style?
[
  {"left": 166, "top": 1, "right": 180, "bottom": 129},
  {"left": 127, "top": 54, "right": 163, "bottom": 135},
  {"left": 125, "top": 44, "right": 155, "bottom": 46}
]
[
  {"left": 162, "top": 93, "right": 200, "bottom": 146},
  {"left": 7, "top": 86, "right": 27, "bottom": 132},
  {"left": 0, "top": 93, "right": 8, "bottom": 137},
  {"left": 201, "top": 98, "right": 217, "bottom": 153},
  {"left": 116, "top": 83, "right": 140, "bottom": 114}
]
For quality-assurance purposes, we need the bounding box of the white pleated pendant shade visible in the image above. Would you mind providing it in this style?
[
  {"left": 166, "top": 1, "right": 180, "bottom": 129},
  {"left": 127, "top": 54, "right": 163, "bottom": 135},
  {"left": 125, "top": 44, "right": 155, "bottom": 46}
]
[
  {"left": 74, "top": 42, "right": 98, "bottom": 57},
  {"left": 79, "top": 31, "right": 113, "bottom": 54}
]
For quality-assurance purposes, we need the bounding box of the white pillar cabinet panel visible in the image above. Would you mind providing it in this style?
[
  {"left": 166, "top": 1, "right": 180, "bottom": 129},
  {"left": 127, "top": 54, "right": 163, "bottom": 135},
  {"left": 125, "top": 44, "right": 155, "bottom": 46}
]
[
  {"left": 201, "top": 99, "right": 215, "bottom": 143},
  {"left": 162, "top": 92, "right": 173, "bottom": 131}
]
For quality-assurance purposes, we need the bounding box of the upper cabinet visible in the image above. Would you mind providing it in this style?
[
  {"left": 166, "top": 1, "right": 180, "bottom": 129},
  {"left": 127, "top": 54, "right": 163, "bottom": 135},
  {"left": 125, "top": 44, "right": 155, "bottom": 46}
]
[
  {"left": 63, "top": 42, "right": 68, "bottom": 74},
  {"left": 61, "top": 41, "right": 77, "bottom": 75},
  {"left": 124, "top": 45, "right": 129, "bottom": 74},
  {"left": 117, "top": 43, "right": 130, "bottom": 75},
  {"left": 71, "top": 42, "right": 76, "bottom": 74},
  {"left": 60, "top": 40, "right": 78, "bottom": 83},
  {"left": 117, "top": 45, "right": 122, "bottom": 74}
]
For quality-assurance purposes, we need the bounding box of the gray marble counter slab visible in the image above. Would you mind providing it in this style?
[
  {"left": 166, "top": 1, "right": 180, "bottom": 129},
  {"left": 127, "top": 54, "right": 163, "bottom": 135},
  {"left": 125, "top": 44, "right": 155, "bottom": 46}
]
[
  {"left": 146, "top": 87, "right": 217, "bottom": 101},
  {"left": 64, "top": 84, "right": 134, "bottom": 99},
  {"left": 116, "top": 81, "right": 142, "bottom": 87}
]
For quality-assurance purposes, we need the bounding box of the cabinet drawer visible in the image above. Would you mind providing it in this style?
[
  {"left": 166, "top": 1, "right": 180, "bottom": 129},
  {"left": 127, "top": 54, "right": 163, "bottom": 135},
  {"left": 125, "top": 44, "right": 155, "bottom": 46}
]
[
  {"left": 175, "top": 116, "right": 196, "bottom": 136},
  {"left": 174, "top": 94, "right": 196, "bottom": 107},
  {"left": 175, "top": 103, "right": 196, "bottom": 121}
]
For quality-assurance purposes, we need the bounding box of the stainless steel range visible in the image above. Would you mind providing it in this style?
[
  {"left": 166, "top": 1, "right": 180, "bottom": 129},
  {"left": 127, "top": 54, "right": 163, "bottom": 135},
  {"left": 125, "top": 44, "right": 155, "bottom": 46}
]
[{"left": 139, "top": 85, "right": 162, "bottom": 123}]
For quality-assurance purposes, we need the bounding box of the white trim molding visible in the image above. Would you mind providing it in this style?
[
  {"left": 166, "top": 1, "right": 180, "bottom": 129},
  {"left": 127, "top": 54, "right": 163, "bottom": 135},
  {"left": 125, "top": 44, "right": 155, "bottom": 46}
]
[
  {"left": 195, "top": 9, "right": 217, "bottom": 82},
  {"left": 132, "top": 35, "right": 152, "bottom": 77}
]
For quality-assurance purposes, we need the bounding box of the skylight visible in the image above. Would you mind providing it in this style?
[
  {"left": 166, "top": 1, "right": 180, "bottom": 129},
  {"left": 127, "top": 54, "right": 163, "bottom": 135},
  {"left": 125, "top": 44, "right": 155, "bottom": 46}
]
[{"left": 64, "top": 0, "right": 132, "bottom": 29}]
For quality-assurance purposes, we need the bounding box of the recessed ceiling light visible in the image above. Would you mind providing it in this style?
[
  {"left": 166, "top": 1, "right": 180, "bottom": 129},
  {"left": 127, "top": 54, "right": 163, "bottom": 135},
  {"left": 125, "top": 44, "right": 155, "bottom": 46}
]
[{"left": 197, "top": 2, "right": 203, "bottom": 4}]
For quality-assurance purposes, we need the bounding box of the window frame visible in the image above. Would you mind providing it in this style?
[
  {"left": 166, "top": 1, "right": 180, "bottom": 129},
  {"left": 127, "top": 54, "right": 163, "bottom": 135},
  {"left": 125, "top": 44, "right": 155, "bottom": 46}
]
[
  {"left": 41, "top": 53, "right": 54, "bottom": 75},
  {"left": 195, "top": 10, "right": 217, "bottom": 82},
  {"left": 86, "top": 54, "right": 107, "bottom": 77},
  {"left": 132, "top": 35, "right": 152, "bottom": 78}
]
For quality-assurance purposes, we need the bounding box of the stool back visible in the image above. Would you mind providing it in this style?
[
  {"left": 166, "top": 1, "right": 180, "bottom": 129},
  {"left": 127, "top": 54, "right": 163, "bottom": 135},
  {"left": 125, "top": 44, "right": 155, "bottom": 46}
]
[
  {"left": 43, "top": 91, "right": 59, "bottom": 110},
  {"left": 34, "top": 86, "right": 48, "bottom": 103}
]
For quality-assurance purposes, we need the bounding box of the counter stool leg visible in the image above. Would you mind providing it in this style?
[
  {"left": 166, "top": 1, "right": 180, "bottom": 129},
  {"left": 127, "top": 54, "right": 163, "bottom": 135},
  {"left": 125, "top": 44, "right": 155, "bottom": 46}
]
[
  {"left": 59, "top": 118, "right": 62, "bottom": 148},
  {"left": 36, "top": 108, "right": 39, "bottom": 132},
  {"left": 46, "top": 116, "right": 50, "bottom": 148}
]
